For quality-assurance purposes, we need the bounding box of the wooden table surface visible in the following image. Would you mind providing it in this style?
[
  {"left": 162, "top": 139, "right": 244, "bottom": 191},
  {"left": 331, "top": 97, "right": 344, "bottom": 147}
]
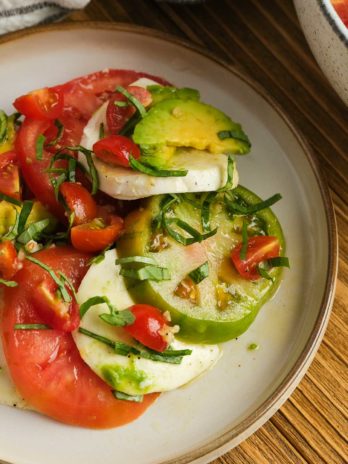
[
  {"left": 35, "top": 0, "right": 348, "bottom": 462},
  {"left": 65, "top": 1, "right": 348, "bottom": 463}
]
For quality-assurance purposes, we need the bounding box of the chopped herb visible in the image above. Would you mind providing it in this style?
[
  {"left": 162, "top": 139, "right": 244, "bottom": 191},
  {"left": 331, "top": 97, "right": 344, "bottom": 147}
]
[
  {"left": 17, "top": 200, "right": 34, "bottom": 235},
  {"left": 120, "top": 265, "right": 171, "bottom": 281},
  {"left": 35, "top": 134, "right": 46, "bottom": 160},
  {"left": 46, "top": 119, "right": 64, "bottom": 147},
  {"left": 99, "top": 122, "right": 105, "bottom": 140},
  {"left": 180, "top": 193, "right": 202, "bottom": 209},
  {"left": 88, "top": 245, "right": 112, "bottom": 265},
  {"left": 0, "top": 110, "right": 7, "bottom": 143},
  {"left": 247, "top": 343, "right": 259, "bottom": 351},
  {"left": 201, "top": 192, "right": 217, "bottom": 232},
  {"left": 268, "top": 256, "right": 290, "bottom": 268},
  {"left": 79, "top": 295, "right": 134, "bottom": 327},
  {"left": 115, "top": 256, "right": 157, "bottom": 266},
  {"left": 188, "top": 261, "right": 209, "bottom": 284},
  {"left": 163, "top": 217, "right": 217, "bottom": 246},
  {"left": 51, "top": 172, "right": 67, "bottom": 200},
  {"left": 14, "top": 323, "right": 50, "bottom": 330},
  {"left": 2, "top": 207, "right": 20, "bottom": 240},
  {"left": 225, "top": 192, "right": 282, "bottom": 215},
  {"left": 115, "top": 86, "right": 146, "bottom": 117},
  {"left": 257, "top": 265, "right": 274, "bottom": 282},
  {"left": 0, "top": 193, "right": 22, "bottom": 207},
  {"left": 240, "top": 220, "right": 248, "bottom": 261},
  {"left": 112, "top": 390, "right": 143, "bottom": 403},
  {"left": 129, "top": 156, "right": 188, "bottom": 177},
  {"left": 217, "top": 128, "right": 251, "bottom": 146},
  {"left": 67, "top": 158, "right": 76, "bottom": 183},
  {"left": 119, "top": 113, "right": 141, "bottom": 136},
  {"left": 0, "top": 279, "right": 18, "bottom": 287},
  {"left": 69, "top": 145, "right": 99, "bottom": 195},
  {"left": 152, "top": 194, "right": 180, "bottom": 230},
  {"left": 80, "top": 295, "right": 110, "bottom": 318},
  {"left": 57, "top": 272, "right": 77, "bottom": 300},
  {"left": 218, "top": 155, "right": 235, "bottom": 192},
  {"left": 17, "top": 218, "right": 50, "bottom": 244},
  {"left": 114, "top": 101, "right": 129, "bottom": 108}
]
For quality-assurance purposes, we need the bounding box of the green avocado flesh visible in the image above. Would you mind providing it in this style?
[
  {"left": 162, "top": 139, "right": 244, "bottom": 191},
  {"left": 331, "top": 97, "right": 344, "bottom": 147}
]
[
  {"left": 147, "top": 85, "right": 200, "bottom": 105},
  {"left": 133, "top": 98, "right": 251, "bottom": 167},
  {"left": 117, "top": 186, "right": 285, "bottom": 344}
]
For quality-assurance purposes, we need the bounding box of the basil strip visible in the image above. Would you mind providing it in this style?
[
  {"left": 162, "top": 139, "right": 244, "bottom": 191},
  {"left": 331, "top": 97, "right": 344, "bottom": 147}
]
[
  {"left": 225, "top": 192, "right": 282, "bottom": 215},
  {"left": 46, "top": 119, "right": 64, "bottom": 147},
  {"left": 36, "top": 134, "right": 46, "bottom": 160},
  {"left": 114, "top": 101, "right": 129, "bottom": 108},
  {"left": 17, "top": 219, "right": 50, "bottom": 245},
  {"left": 14, "top": 323, "right": 50, "bottom": 330},
  {"left": 88, "top": 245, "right": 112, "bottom": 265},
  {"left": 115, "top": 256, "right": 157, "bottom": 266},
  {"left": 58, "top": 272, "right": 77, "bottom": 299},
  {"left": 0, "top": 192, "right": 22, "bottom": 206},
  {"left": 80, "top": 295, "right": 111, "bottom": 318},
  {"left": 80, "top": 295, "right": 135, "bottom": 327},
  {"left": 68, "top": 158, "right": 76, "bottom": 182},
  {"left": 217, "top": 128, "right": 251, "bottom": 146},
  {"left": 152, "top": 194, "right": 180, "bottom": 230},
  {"left": 17, "top": 200, "right": 34, "bottom": 235},
  {"left": 51, "top": 172, "right": 67, "bottom": 200},
  {"left": 0, "top": 110, "right": 7, "bottom": 143},
  {"left": 240, "top": 220, "right": 248, "bottom": 261},
  {"left": 70, "top": 145, "right": 99, "bottom": 195},
  {"left": 188, "top": 261, "right": 209, "bottom": 284},
  {"left": 112, "top": 391, "right": 143, "bottom": 403},
  {"left": 201, "top": 192, "right": 217, "bottom": 232},
  {"left": 0, "top": 279, "right": 18, "bottom": 287},
  {"left": 268, "top": 257, "right": 290, "bottom": 268},
  {"left": 115, "top": 86, "right": 146, "bottom": 117},
  {"left": 2, "top": 208, "right": 19, "bottom": 240},
  {"left": 120, "top": 265, "right": 171, "bottom": 281},
  {"left": 218, "top": 155, "right": 235, "bottom": 192},
  {"left": 99, "top": 122, "right": 105, "bottom": 140},
  {"left": 129, "top": 156, "right": 188, "bottom": 178},
  {"left": 25, "top": 255, "right": 71, "bottom": 303},
  {"left": 163, "top": 217, "right": 217, "bottom": 246},
  {"left": 257, "top": 265, "right": 274, "bottom": 282},
  {"left": 119, "top": 113, "right": 141, "bottom": 136}
]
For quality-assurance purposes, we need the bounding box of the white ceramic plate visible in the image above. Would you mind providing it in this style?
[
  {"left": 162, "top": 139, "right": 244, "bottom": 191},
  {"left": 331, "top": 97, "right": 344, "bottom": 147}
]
[{"left": 0, "top": 23, "right": 337, "bottom": 464}]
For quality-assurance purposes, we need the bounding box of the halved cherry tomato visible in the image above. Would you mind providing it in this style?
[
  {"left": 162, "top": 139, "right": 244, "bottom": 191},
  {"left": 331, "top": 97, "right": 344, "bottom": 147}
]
[
  {"left": 31, "top": 276, "right": 79, "bottom": 332},
  {"left": 14, "top": 87, "right": 64, "bottom": 121},
  {"left": 59, "top": 182, "right": 97, "bottom": 225},
  {"left": 0, "top": 240, "right": 20, "bottom": 280},
  {"left": 0, "top": 151, "right": 21, "bottom": 200},
  {"left": 93, "top": 135, "right": 141, "bottom": 168},
  {"left": 71, "top": 215, "right": 124, "bottom": 252},
  {"left": 106, "top": 86, "right": 152, "bottom": 134},
  {"left": 1, "top": 247, "right": 158, "bottom": 428},
  {"left": 125, "top": 304, "right": 169, "bottom": 352},
  {"left": 231, "top": 235, "right": 280, "bottom": 280}
]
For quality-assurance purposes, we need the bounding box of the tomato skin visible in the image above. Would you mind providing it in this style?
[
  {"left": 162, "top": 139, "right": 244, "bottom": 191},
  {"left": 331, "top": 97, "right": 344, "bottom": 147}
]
[
  {"left": 31, "top": 277, "right": 80, "bottom": 332},
  {"left": 71, "top": 215, "right": 124, "bottom": 252},
  {"left": 1, "top": 247, "right": 158, "bottom": 428},
  {"left": 125, "top": 304, "right": 169, "bottom": 352},
  {"left": 231, "top": 236, "right": 280, "bottom": 280},
  {"left": 0, "top": 151, "right": 21, "bottom": 200},
  {"left": 93, "top": 135, "right": 141, "bottom": 168},
  {"left": 14, "top": 87, "right": 64, "bottom": 121},
  {"left": 59, "top": 182, "right": 97, "bottom": 225},
  {"left": 0, "top": 241, "right": 20, "bottom": 279}
]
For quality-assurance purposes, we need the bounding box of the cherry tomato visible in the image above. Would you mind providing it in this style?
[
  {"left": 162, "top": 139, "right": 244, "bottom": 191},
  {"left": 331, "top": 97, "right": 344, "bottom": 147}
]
[
  {"left": 59, "top": 182, "right": 97, "bottom": 225},
  {"left": 125, "top": 304, "right": 169, "bottom": 352},
  {"left": 0, "top": 151, "right": 21, "bottom": 200},
  {"left": 231, "top": 235, "right": 280, "bottom": 280},
  {"left": 93, "top": 135, "right": 141, "bottom": 168},
  {"left": 1, "top": 247, "right": 158, "bottom": 428},
  {"left": 332, "top": 0, "right": 348, "bottom": 27},
  {"left": 71, "top": 215, "right": 124, "bottom": 252},
  {"left": 14, "top": 87, "right": 64, "bottom": 121},
  {"left": 0, "top": 241, "right": 20, "bottom": 280},
  {"left": 31, "top": 276, "right": 80, "bottom": 332},
  {"left": 106, "top": 86, "right": 152, "bottom": 134}
]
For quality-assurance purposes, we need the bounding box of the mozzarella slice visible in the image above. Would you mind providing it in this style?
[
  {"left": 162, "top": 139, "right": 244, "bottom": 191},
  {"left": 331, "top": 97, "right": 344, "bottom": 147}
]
[
  {"left": 79, "top": 81, "right": 238, "bottom": 200},
  {"left": 0, "top": 340, "right": 28, "bottom": 409},
  {"left": 73, "top": 249, "right": 221, "bottom": 396}
]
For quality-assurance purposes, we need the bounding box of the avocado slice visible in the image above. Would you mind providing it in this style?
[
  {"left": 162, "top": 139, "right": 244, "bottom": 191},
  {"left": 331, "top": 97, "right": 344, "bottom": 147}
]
[
  {"left": 133, "top": 99, "right": 251, "bottom": 167},
  {"left": 147, "top": 85, "right": 200, "bottom": 105}
]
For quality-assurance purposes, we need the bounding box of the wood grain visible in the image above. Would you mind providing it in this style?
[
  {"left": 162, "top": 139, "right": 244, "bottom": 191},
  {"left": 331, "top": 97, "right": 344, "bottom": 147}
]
[{"left": 49, "top": 0, "right": 348, "bottom": 462}]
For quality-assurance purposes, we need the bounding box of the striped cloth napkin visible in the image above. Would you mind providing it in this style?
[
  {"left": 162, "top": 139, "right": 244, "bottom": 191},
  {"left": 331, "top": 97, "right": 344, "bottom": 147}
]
[{"left": 0, "top": 0, "right": 89, "bottom": 35}]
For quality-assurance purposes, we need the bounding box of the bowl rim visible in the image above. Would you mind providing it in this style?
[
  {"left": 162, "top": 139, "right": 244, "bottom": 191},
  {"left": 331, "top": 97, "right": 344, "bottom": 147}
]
[
  {"left": 319, "top": 0, "right": 348, "bottom": 44},
  {"left": 0, "top": 21, "right": 339, "bottom": 464}
]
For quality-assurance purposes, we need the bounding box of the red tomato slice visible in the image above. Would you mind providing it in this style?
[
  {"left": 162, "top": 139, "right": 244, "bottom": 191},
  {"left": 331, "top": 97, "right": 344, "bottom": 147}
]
[
  {"left": 71, "top": 215, "right": 124, "bottom": 252},
  {"left": 93, "top": 135, "right": 141, "bottom": 168},
  {"left": 332, "top": 0, "right": 348, "bottom": 26},
  {"left": 14, "top": 87, "right": 64, "bottom": 121},
  {"left": 1, "top": 247, "right": 158, "bottom": 428},
  {"left": 125, "top": 304, "right": 169, "bottom": 352},
  {"left": 59, "top": 182, "right": 97, "bottom": 225},
  {"left": 231, "top": 236, "right": 280, "bottom": 280},
  {"left": 0, "top": 151, "right": 21, "bottom": 200},
  {"left": 0, "top": 241, "right": 20, "bottom": 280}
]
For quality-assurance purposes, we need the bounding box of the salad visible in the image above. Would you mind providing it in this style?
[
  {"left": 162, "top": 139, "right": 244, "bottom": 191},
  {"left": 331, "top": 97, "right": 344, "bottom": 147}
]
[{"left": 0, "top": 69, "right": 289, "bottom": 429}]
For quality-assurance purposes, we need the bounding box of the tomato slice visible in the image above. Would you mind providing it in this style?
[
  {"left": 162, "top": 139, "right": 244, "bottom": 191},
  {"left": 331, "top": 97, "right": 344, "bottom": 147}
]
[
  {"left": 14, "top": 87, "right": 64, "bottom": 121},
  {"left": 231, "top": 235, "right": 280, "bottom": 280},
  {"left": 59, "top": 182, "right": 97, "bottom": 225},
  {"left": 93, "top": 135, "right": 141, "bottom": 168},
  {"left": 125, "top": 304, "right": 169, "bottom": 352},
  {"left": 71, "top": 215, "right": 124, "bottom": 252},
  {"left": 0, "top": 151, "right": 21, "bottom": 200},
  {"left": 0, "top": 241, "right": 20, "bottom": 280},
  {"left": 106, "top": 86, "right": 152, "bottom": 134},
  {"left": 332, "top": 0, "right": 348, "bottom": 27},
  {"left": 1, "top": 247, "right": 158, "bottom": 428}
]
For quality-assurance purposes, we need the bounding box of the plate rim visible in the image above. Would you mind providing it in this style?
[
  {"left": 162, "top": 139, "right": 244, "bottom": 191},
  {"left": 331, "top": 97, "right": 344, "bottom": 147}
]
[{"left": 0, "top": 21, "right": 338, "bottom": 464}]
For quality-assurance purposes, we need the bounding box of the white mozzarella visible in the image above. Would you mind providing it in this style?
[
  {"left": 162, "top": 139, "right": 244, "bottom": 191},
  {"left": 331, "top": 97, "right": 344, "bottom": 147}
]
[
  {"left": 128, "top": 77, "right": 159, "bottom": 88},
  {"left": 79, "top": 85, "right": 238, "bottom": 200},
  {"left": 73, "top": 249, "right": 221, "bottom": 396},
  {"left": 0, "top": 339, "right": 28, "bottom": 409}
]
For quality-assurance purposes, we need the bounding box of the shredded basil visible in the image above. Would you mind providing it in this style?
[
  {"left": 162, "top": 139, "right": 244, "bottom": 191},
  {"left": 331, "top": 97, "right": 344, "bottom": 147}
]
[
  {"left": 35, "top": 134, "right": 46, "bottom": 160},
  {"left": 240, "top": 220, "right": 248, "bottom": 261},
  {"left": 120, "top": 265, "right": 171, "bottom": 281},
  {"left": 112, "top": 390, "right": 143, "bottom": 403},
  {"left": 51, "top": 172, "right": 67, "bottom": 200},
  {"left": 225, "top": 192, "right": 282, "bottom": 215},
  {"left": 119, "top": 113, "right": 141, "bottom": 136},
  {"left": 17, "top": 200, "right": 34, "bottom": 235},
  {"left": 0, "top": 110, "right": 7, "bottom": 143},
  {"left": 201, "top": 192, "right": 217, "bottom": 232},
  {"left": 218, "top": 155, "right": 235, "bottom": 192},
  {"left": 268, "top": 256, "right": 290, "bottom": 268},
  {"left": 14, "top": 323, "right": 50, "bottom": 330},
  {"left": 163, "top": 217, "right": 217, "bottom": 246},
  {"left": 115, "top": 256, "right": 157, "bottom": 266},
  {"left": 72, "top": 145, "right": 99, "bottom": 195},
  {"left": 129, "top": 156, "right": 188, "bottom": 178},
  {"left": 80, "top": 295, "right": 135, "bottom": 327},
  {"left": 152, "top": 194, "right": 180, "bottom": 230},
  {"left": 188, "top": 261, "right": 209, "bottom": 284},
  {"left": 2, "top": 208, "right": 20, "bottom": 240},
  {"left": 46, "top": 119, "right": 64, "bottom": 147},
  {"left": 0, "top": 279, "right": 18, "bottom": 287},
  {"left": 257, "top": 265, "right": 274, "bottom": 282},
  {"left": 99, "top": 122, "right": 105, "bottom": 140},
  {"left": 114, "top": 101, "right": 129, "bottom": 108},
  {"left": 17, "top": 218, "right": 50, "bottom": 245},
  {"left": 115, "top": 86, "right": 146, "bottom": 117},
  {"left": 67, "top": 158, "right": 76, "bottom": 183},
  {"left": 88, "top": 245, "right": 112, "bottom": 266},
  {"left": 217, "top": 128, "right": 251, "bottom": 146},
  {"left": 0, "top": 193, "right": 22, "bottom": 207}
]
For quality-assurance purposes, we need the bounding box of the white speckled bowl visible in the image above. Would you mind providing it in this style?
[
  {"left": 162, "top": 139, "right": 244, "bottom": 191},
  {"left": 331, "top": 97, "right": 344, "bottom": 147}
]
[{"left": 294, "top": 0, "right": 348, "bottom": 105}]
